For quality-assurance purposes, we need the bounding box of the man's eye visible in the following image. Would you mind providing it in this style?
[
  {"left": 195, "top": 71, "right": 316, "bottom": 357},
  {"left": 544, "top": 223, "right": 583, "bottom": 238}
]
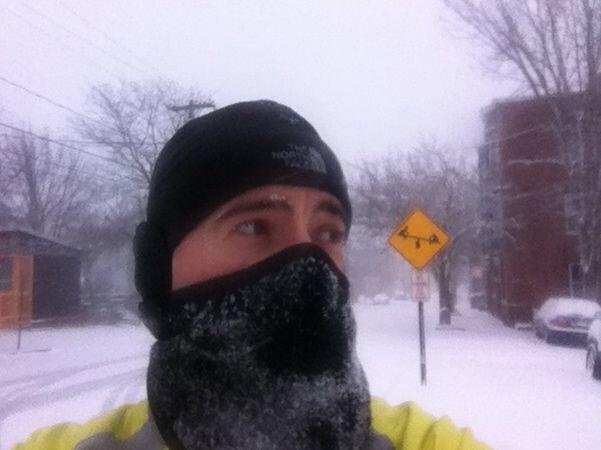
[
  {"left": 317, "top": 228, "right": 345, "bottom": 244},
  {"left": 233, "top": 220, "right": 267, "bottom": 236}
]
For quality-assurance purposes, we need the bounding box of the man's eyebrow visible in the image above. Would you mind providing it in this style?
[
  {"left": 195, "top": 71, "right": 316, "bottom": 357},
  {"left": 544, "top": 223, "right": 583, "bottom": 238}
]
[
  {"left": 315, "top": 199, "right": 346, "bottom": 223},
  {"left": 215, "top": 198, "right": 293, "bottom": 223}
]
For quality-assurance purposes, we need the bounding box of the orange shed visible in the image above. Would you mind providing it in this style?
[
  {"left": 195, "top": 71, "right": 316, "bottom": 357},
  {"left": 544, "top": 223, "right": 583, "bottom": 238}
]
[{"left": 0, "top": 229, "right": 80, "bottom": 329}]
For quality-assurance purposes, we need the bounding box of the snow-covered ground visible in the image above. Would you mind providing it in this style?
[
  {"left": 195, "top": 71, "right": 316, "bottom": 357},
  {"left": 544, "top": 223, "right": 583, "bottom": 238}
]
[
  {"left": 1, "top": 298, "right": 600, "bottom": 449},
  {"left": 355, "top": 300, "right": 601, "bottom": 449}
]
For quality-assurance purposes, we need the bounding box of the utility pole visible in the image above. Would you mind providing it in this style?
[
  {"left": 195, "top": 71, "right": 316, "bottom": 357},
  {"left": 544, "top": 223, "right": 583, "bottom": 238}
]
[{"left": 167, "top": 99, "right": 216, "bottom": 120}]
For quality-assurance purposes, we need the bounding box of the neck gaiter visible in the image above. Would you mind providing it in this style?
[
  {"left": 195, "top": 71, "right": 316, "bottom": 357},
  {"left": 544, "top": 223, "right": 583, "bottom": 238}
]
[{"left": 145, "top": 244, "right": 371, "bottom": 450}]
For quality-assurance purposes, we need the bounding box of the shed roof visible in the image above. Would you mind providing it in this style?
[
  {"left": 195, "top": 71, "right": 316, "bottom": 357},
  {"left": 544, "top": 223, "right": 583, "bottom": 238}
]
[{"left": 0, "top": 229, "right": 80, "bottom": 257}]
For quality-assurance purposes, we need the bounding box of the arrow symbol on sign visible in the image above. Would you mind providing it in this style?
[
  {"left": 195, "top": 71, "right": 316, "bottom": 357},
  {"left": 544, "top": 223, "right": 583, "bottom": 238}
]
[{"left": 398, "top": 226, "right": 440, "bottom": 249}]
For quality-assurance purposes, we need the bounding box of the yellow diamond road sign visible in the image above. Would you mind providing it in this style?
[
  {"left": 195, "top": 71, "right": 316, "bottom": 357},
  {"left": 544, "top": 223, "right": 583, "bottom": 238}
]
[{"left": 388, "top": 208, "right": 449, "bottom": 270}]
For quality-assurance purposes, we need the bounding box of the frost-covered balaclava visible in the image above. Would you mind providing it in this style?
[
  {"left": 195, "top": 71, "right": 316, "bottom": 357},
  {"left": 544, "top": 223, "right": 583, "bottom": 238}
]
[
  {"left": 134, "top": 100, "right": 371, "bottom": 449},
  {"left": 147, "top": 244, "right": 371, "bottom": 449}
]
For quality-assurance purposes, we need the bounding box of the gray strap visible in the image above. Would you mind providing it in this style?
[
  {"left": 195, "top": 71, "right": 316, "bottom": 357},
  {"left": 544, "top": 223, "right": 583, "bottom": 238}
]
[
  {"left": 73, "top": 415, "right": 166, "bottom": 450},
  {"left": 74, "top": 415, "right": 392, "bottom": 450},
  {"left": 363, "top": 429, "right": 396, "bottom": 450}
]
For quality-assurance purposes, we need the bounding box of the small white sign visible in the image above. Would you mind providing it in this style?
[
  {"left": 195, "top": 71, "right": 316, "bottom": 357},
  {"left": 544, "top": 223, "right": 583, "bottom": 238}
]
[{"left": 411, "top": 271, "right": 430, "bottom": 302}]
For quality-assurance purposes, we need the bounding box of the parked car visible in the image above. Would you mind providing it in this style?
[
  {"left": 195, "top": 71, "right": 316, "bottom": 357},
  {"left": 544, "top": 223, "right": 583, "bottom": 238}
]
[
  {"left": 586, "top": 311, "right": 601, "bottom": 380},
  {"left": 533, "top": 297, "right": 601, "bottom": 345}
]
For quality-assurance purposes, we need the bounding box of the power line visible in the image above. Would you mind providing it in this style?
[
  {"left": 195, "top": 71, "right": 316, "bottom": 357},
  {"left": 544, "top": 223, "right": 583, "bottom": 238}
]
[
  {"left": 53, "top": 0, "right": 166, "bottom": 78},
  {"left": 18, "top": 1, "right": 150, "bottom": 77},
  {"left": 0, "top": 122, "right": 120, "bottom": 166},
  {"left": 4, "top": 156, "right": 122, "bottom": 186},
  {"left": 0, "top": 78, "right": 209, "bottom": 149},
  {"left": 0, "top": 75, "right": 171, "bottom": 146},
  {"left": 0, "top": 133, "right": 167, "bottom": 147},
  {"left": 0, "top": 123, "right": 149, "bottom": 186},
  {"left": 0, "top": 117, "right": 560, "bottom": 173},
  {"left": 0, "top": 75, "right": 105, "bottom": 127},
  {"left": 4, "top": 6, "right": 123, "bottom": 81}
]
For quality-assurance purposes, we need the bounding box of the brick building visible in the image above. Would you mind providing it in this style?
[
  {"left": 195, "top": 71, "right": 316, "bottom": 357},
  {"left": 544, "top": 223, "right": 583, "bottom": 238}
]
[{"left": 477, "top": 96, "right": 586, "bottom": 324}]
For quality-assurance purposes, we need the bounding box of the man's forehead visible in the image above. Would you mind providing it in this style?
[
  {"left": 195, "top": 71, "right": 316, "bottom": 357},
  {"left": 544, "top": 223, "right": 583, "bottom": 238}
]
[{"left": 220, "top": 185, "right": 343, "bottom": 210}]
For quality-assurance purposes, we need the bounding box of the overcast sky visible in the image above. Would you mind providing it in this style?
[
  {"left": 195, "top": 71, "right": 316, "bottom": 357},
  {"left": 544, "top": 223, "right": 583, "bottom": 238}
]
[{"left": 2, "top": 0, "right": 516, "bottom": 169}]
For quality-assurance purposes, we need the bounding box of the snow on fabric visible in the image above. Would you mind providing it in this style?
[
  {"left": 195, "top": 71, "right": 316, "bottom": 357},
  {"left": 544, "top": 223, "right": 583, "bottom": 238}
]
[{"left": 146, "top": 245, "right": 370, "bottom": 449}]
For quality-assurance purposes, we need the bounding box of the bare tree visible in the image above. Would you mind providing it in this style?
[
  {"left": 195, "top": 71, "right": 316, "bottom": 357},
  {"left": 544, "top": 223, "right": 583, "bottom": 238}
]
[
  {"left": 0, "top": 149, "right": 19, "bottom": 228},
  {"left": 0, "top": 131, "right": 101, "bottom": 240},
  {"left": 442, "top": 0, "right": 601, "bottom": 299},
  {"left": 73, "top": 79, "right": 215, "bottom": 243},
  {"left": 75, "top": 79, "right": 214, "bottom": 186},
  {"left": 353, "top": 143, "right": 479, "bottom": 325},
  {"left": 65, "top": 80, "right": 215, "bottom": 311},
  {"left": 442, "top": 0, "right": 601, "bottom": 95}
]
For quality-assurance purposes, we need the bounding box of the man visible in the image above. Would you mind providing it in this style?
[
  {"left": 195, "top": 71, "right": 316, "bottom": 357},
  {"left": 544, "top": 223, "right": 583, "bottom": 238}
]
[{"left": 14, "top": 100, "right": 490, "bottom": 449}]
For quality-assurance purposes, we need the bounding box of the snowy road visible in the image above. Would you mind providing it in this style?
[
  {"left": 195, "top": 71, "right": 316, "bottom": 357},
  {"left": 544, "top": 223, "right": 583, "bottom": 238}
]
[
  {"left": 355, "top": 301, "right": 601, "bottom": 450},
  {"left": 1, "top": 300, "right": 600, "bottom": 449},
  {"left": 0, "top": 326, "right": 152, "bottom": 449}
]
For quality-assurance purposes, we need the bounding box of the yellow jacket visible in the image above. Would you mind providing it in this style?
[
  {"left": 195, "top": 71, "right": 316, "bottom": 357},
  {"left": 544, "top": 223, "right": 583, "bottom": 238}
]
[{"left": 13, "top": 398, "right": 491, "bottom": 449}]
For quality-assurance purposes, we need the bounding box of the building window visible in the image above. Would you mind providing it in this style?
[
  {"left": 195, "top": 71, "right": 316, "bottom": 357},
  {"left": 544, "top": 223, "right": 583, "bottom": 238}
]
[{"left": 0, "top": 257, "right": 13, "bottom": 291}]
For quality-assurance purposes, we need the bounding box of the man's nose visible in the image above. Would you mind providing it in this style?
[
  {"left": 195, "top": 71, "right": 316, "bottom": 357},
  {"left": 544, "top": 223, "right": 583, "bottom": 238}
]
[{"left": 284, "top": 220, "right": 312, "bottom": 247}]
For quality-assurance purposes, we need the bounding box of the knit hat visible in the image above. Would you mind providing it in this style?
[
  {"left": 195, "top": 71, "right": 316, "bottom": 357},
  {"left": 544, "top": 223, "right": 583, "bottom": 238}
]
[
  {"left": 134, "top": 100, "right": 351, "bottom": 305},
  {"left": 147, "top": 99, "right": 351, "bottom": 251}
]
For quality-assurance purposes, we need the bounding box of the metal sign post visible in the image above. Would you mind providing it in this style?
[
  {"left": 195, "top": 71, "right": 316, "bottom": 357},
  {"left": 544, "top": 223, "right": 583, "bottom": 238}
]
[
  {"left": 412, "top": 270, "right": 430, "bottom": 385},
  {"left": 418, "top": 301, "right": 426, "bottom": 385},
  {"left": 388, "top": 208, "right": 449, "bottom": 386}
]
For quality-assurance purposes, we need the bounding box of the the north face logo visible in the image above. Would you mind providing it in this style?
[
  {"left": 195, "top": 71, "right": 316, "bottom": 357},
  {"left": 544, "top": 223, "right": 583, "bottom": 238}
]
[{"left": 271, "top": 145, "right": 327, "bottom": 174}]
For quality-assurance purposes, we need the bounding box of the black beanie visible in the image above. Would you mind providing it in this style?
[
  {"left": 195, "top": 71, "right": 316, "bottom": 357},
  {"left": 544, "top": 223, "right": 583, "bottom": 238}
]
[
  {"left": 134, "top": 100, "right": 352, "bottom": 313},
  {"left": 146, "top": 99, "right": 351, "bottom": 252}
]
